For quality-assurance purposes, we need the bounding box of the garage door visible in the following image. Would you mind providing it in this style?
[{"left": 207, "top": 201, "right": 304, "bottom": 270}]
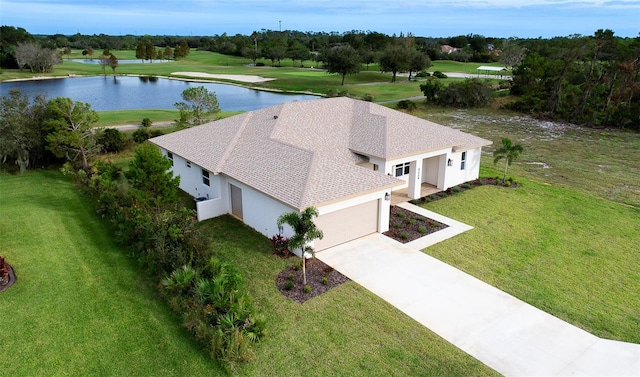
[{"left": 314, "top": 200, "right": 379, "bottom": 251}]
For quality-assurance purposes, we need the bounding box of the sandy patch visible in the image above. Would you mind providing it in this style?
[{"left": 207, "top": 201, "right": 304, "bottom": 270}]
[{"left": 171, "top": 72, "right": 275, "bottom": 83}]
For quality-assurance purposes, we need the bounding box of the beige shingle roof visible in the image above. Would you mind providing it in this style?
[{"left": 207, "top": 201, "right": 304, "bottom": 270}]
[{"left": 150, "top": 97, "right": 491, "bottom": 209}]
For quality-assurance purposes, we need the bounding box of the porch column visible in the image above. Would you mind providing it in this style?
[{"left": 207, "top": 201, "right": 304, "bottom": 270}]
[{"left": 408, "top": 159, "right": 422, "bottom": 199}]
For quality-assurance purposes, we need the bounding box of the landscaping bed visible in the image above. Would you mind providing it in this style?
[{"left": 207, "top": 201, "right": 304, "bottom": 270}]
[
  {"left": 276, "top": 258, "right": 350, "bottom": 303},
  {"left": 384, "top": 206, "right": 448, "bottom": 243}
]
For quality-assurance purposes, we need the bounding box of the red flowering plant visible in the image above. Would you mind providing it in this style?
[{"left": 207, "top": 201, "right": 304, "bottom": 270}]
[{"left": 270, "top": 234, "right": 291, "bottom": 257}]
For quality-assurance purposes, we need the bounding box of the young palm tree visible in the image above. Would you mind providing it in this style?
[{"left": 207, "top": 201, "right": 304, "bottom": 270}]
[
  {"left": 277, "top": 207, "right": 324, "bottom": 285},
  {"left": 493, "top": 137, "right": 524, "bottom": 183}
]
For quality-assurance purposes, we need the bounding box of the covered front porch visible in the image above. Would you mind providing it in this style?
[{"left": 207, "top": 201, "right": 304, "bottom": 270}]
[{"left": 390, "top": 183, "right": 441, "bottom": 205}]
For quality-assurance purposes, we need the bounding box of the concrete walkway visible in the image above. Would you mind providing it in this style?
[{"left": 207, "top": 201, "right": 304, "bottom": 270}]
[{"left": 317, "top": 203, "right": 640, "bottom": 377}]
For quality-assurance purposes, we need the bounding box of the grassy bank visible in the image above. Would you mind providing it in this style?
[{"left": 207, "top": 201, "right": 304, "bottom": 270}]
[
  {"left": 0, "top": 170, "right": 218, "bottom": 375},
  {"left": 421, "top": 178, "right": 640, "bottom": 343},
  {"left": 0, "top": 170, "right": 497, "bottom": 376}
]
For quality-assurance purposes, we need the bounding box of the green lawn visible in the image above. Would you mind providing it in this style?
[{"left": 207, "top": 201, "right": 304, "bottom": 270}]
[
  {"left": 0, "top": 170, "right": 219, "bottom": 375},
  {"left": 0, "top": 170, "right": 497, "bottom": 376},
  {"left": 421, "top": 179, "right": 640, "bottom": 343}
]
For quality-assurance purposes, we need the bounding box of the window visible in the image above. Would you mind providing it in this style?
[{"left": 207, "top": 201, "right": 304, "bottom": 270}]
[
  {"left": 461, "top": 152, "right": 467, "bottom": 170},
  {"left": 373, "top": 164, "right": 379, "bottom": 171},
  {"left": 167, "top": 152, "right": 173, "bottom": 166},
  {"left": 395, "top": 162, "right": 410, "bottom": 177},
  {"left": 202, "top": 169, "right": 210, "bottom": 186},
  {"left": 186, "top": 160, "right": 191, "bottom": 168}
]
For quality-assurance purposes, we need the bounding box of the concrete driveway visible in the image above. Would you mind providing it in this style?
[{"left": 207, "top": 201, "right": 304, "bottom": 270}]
[{"left": 317, "top": 204, "right": 640, "bottom": 377}]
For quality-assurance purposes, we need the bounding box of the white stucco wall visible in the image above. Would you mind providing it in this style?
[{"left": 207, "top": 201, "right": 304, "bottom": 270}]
[
  {"left": 161, "top": 149, "right": 221, "bottom": 200},
  {"left": 442, "top": 148, "right": 482, "bottom": 188},
  {"left": 225, "top": 177, "right": 298, "bottom": 239}
]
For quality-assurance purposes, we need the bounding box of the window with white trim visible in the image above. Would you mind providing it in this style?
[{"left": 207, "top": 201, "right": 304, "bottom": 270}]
[
  {"left": 167, "top": 152, "right": 173, "bottom": 166},
  {"left": 202, "top": 169, "right": 210, "bottom": 186},
  {"left": 461, "top": 151, "right": 467, "bottom": 170},
  {"left": 395, "top": 162, "right": 410, "bottom": 177}
]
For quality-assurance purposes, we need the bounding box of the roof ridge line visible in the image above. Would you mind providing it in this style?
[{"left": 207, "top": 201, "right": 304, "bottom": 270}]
[{"left": 215, "top": 114, "right": 251, "bottom": 172}]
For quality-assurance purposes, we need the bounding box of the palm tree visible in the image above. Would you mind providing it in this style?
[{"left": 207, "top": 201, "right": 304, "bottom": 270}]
[
  {"left": 493, "top": 137, "right": 524, "bottom": 183},
  {"left": 277, "top": 207, "right": 324, "bottom": 285}
]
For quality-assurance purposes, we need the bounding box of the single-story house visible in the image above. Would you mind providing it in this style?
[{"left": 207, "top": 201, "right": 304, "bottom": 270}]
[{"left": 150, "top": 97, "right": 491, "bottom": 251}]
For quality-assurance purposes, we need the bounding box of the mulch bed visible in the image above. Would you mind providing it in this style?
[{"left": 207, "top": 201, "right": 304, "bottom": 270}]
[
  {"left": 276, "top": 258, "right": 350, "bottom": 303},
  {"left": 384, "top": 206, "right": 448, "bottom": 243},
  {"left": 384, "top": 177, "right": 521, "bottom": 244},
  {"left": 0, "top": 258, "right": 16, "bottom": 293}
]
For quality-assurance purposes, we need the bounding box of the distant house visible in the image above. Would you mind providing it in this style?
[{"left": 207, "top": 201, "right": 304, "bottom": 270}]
[
  {"left": 150, "top": 97, "right": 491, "bottom": 251},
  {"left": 440, "top": 44, "right": 459, "bottom": 54}
]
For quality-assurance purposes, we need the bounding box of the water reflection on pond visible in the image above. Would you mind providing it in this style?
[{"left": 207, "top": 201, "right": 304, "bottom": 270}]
[{"left": 0, "top": 75, "right": 317, "bottom": 112}]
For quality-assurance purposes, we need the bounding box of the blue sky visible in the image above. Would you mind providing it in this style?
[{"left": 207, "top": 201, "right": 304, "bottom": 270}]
[{"left": 1, "top": 0, "right": 638, "bottom": 38}]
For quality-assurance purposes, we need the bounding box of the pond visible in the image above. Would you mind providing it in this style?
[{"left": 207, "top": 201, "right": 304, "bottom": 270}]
[
  {"left": 0, "top": 76, "right": 318, "bottom": 112},
  {"left": 66, "top": 58, "right": 172, "bottom": 64}
]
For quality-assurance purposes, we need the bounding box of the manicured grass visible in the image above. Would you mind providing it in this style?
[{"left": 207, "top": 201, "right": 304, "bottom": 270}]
[
  {"left": 0, "top": 170, "right": 219, "bottom": 375},
  {"left": 96, "top": 109, "right": 179, "bottom": 126},
  {"left": 199, "top": 215, "right": 499, "bottom": 376},
  {"left": 95, "top": 109, "right": 243, "bottom": 127},
  {"left": 421, "top": 180, "right": 640, "bottom": 343},
  {"left": 1, "top": 50, "right": 498, "bottom": 102},
  {"left": 0, "top": 170, "right": 498, "bottom": 376}
]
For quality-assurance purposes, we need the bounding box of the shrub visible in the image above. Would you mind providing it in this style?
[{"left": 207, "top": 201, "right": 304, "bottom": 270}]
[
  {"left": 416, "top": 71, "right": 430, "bottom": 77},
  {"left": 418, "top": 226, "right": 428, "bottom": 234},
  {"left": 141, "top": 118, "right": 152, "bottom": 128},
  {"left": 396, "top": 99, "right": 416, "bottom": 111},
  {"left": 406, "top": 218, "right": 416, "bottom": 225},
  {"left": 284, "top": 281, "right": 294, "bottom": 290},
  {"left": 399, "top": 232, "right": 410, "bottom": 240},
  {"left": 270, "top": 234, "right": 290, "bottom": 257},
  {"left": 393, "top": 222, "right": 403, "bottom": 229},
  {"left": 362, "top": 94, "right": 374, "bottom": 102},
  {"left": 436, "top": 78, "right": 493, "bottom": 108},
  {"left": 304, "top": 285, "right": 312, "bottom": 294},
  {"left": 452, "top": 186, "right": 462, "bottom": 193},
  {"left": 287, "top": 273, "right": 294, "bottom": 282},
  {"left": 462, "top": 183, "right": 472, "bottom": 189},
  {"left": 149, "top": 129, "right": 164, "bottom": 138},
  {"left": 98, "top": 128, "right": 125, "bottom": 153},
  {"left": 132, "top": 128, "right": 151, "bottom": 143},
  {"left": 420, "top": 77, "right": 443, "bottom": 102},
  {"left": 395, "top": 211, "right": 407, "bottom": 218},
  {"left": 293, "top": 262, "right": 301, "bottom": 271},
  {"left": 432, "top": 71, "right": 448, "bottom": 79},
  {"left": 321, "top": 277, "right": 328, "bottom": 286}
]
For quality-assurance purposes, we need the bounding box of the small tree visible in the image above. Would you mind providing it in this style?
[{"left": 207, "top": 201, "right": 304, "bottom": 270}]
[
  {"left": 325, "top": 45, "right": 361, "bottom": 85},
  {"left": 493, "top": 138, "right": 524, "bottom": 183},
  {"left": 108, "top": 53, "right": 118, "bottom": 74},
  {"left": 419, "top": 78, "right": 443, "bottom": 102},
  {"left": 45, "top": 97, "right": 101, "bottom": 170},
  {"left": 125, "top": 142, "right": 180, "bottom": 206},
  {"left": 174, "top": 86, "right": 220, "bottom": 128},
  {"left": 379, "top": 44, "right": 411, "bottom": 82},
  {"left": 98, "top": 54, "right": 109, "bottom": 75},
  {"left": 277, "top": 207, "right": 324, "bottom": 286}
]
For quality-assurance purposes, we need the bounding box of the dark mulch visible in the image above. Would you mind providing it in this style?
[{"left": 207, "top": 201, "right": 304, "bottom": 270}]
[
  {"left": 0, "top": 264, "right": 16, "bottom": 293},
  {"left": 276, "top": 258, "right": 350, "bottom": 303},
  {"left": 383, "top": 206, "right": 448, "bottom": 243}
]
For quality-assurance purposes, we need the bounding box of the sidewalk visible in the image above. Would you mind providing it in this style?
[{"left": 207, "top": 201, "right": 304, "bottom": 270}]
[{"left": 318, "top": 204, "right": 640, "bottom": 376}]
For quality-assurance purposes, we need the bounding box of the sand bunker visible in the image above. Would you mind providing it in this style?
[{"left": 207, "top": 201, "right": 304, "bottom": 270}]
[{"left": 171, "top": 72, "right": 275, "bottom": 83}]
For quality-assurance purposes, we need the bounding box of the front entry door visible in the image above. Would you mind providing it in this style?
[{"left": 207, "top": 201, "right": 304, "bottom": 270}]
[{"left": 230, "top": 184, "right": 243, "bottom": 219}]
